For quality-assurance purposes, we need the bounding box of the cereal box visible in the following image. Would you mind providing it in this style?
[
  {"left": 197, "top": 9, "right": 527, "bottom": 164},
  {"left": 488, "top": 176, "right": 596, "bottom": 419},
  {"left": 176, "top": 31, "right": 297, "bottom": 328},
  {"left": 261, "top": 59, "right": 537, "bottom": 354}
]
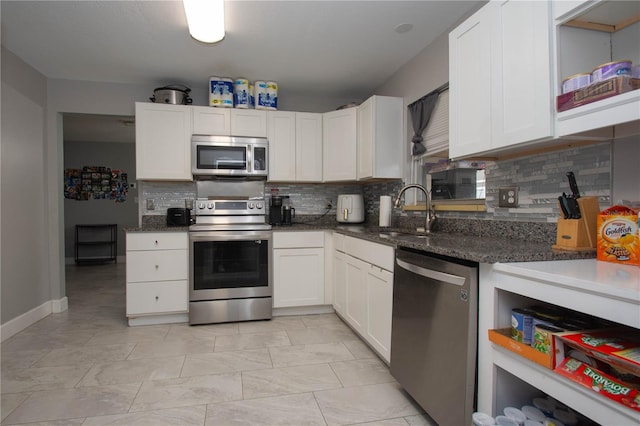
[{"left": 597, "top": 205, "right": 639, "bottom": 266}]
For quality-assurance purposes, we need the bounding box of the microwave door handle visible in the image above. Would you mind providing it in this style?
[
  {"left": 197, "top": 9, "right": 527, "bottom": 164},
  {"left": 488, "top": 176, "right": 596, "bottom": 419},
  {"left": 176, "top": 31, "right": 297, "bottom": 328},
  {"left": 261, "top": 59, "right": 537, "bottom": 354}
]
[{"left": 247, "top": 146, "right": 253, "bottom": 173}]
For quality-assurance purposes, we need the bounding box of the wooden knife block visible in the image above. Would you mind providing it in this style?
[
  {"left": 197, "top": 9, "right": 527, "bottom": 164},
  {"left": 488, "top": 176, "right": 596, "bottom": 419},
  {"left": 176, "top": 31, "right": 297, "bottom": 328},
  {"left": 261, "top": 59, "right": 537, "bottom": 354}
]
[{"left": 553, "top": 196, "right": 599, "bottom": 251}]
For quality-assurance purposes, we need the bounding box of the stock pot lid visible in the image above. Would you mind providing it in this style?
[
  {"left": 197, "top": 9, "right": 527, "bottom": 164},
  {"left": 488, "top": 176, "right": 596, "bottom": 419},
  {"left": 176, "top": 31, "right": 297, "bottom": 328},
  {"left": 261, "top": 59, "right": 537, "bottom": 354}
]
[{"left": 154, "top": 84, "right": 191, "bottom": 94}]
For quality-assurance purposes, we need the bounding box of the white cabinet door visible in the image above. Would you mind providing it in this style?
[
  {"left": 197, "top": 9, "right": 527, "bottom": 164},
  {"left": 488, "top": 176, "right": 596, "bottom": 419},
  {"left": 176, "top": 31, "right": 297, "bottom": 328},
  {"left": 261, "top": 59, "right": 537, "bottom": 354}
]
[
  {"left": 135, "top": 102, "right": 192, "bottom": 180},
  {"left": 344, "top": 254, "right": 367, "bottom": 335},
  {"left": 449, "top": 1, "right": 553, "bottom": 158},
  {"left": 365, "top": 265, "right": 393, "bottom": 363},
  {"left": 333, "top": 250, "right": 347, "bottom": 316},
  {"left": 273, "top": 247, "right": 325, "bottom": 308},
  {"left": 449, "top": 5, "right": 493, "bottom": 159},
  {"left": 192, "top": 106, "right": 231, "bottom": 135},
  {"left": 357, "top": 96, "right": 403, "bottom": 180},
  {"left": 295, "top": 112, "right": 323, "bottom": 182},
  {"left": 492, "top": 0, "right": 552, "bottom": 148},
  {"left": 231, "top": 109, "right": 268, "bottom": 137},
  {"left": 268, "top": 111, "right": 296, "bottom": 181},
  {"left": 323, "top": 108, "right": 357, "bottom": 181}
]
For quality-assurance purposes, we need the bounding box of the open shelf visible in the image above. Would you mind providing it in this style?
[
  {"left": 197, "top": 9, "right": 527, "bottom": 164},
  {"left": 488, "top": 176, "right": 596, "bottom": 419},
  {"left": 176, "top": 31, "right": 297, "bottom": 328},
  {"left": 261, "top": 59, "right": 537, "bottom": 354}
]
[{"left": 75, "top": 224, "right": 117, "bottom": 264}]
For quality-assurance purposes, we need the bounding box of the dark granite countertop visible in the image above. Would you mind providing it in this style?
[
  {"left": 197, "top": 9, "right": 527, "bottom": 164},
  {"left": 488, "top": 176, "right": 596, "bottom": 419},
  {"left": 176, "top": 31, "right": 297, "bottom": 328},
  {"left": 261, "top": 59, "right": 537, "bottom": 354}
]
[{"left": 125, "top": 217, "right": 596, "bottom": 264}]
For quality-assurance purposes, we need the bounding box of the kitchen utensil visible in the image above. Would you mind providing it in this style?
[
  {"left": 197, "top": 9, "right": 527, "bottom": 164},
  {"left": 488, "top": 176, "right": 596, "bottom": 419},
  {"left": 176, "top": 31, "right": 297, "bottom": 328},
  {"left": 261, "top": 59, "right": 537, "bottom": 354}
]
[
  {"left": 558, "top": 194, "right": 571, "bottom": 219},
  {"left": 150, "top": 84, "right": 193, "bottom": 104},
  {"left": 565, "top": 171, "right": 581, "bottom": 219},
  {"left": 567, "top": 171, "right": 581, "bottom": 198}
]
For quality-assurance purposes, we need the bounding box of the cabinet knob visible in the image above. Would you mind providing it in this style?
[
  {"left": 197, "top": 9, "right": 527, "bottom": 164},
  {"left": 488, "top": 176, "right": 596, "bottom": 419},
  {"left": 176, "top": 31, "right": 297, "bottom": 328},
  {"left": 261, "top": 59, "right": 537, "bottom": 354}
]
[
  {"left": 155, "top": 240, "right": 158, "bottom": 245},
  {"left": 155, "top": 265, "right": 159, "bottom": 269},
  {"left": 155, "top": 296, "right": 159, "bottom": 301}
]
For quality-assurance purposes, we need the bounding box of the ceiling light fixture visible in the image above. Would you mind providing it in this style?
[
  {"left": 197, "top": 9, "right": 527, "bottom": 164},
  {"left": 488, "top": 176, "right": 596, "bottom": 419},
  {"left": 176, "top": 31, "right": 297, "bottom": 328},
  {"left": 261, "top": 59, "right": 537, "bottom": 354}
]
[{"left": 183, "top": 0, "right": 225, "bottom": 43}]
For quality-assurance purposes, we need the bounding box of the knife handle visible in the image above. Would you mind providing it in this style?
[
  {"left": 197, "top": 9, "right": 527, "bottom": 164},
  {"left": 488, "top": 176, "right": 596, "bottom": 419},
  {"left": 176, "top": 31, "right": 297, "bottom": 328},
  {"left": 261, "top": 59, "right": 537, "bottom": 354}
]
[{"left": 566, "top": 171, "right": 580, "bottom": 198}]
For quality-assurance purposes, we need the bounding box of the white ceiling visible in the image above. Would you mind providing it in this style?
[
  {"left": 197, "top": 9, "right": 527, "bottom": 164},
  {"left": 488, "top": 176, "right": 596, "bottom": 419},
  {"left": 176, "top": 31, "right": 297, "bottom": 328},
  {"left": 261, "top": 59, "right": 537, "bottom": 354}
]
[{"left": 1, "top": 0, "right": 482, "bottom": 143}]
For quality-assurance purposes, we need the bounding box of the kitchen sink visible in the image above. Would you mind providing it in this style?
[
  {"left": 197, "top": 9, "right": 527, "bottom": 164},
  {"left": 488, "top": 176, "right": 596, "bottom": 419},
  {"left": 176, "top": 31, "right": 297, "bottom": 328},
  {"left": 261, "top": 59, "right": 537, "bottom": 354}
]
[{"left": 378, "top": 231, "right": 430, "bottom": 239}]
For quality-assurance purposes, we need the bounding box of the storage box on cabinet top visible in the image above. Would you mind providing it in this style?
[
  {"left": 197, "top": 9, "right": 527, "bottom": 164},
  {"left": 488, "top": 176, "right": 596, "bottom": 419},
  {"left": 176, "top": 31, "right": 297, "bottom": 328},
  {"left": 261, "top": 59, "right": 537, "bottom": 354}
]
[
  {"left": 557, "top": 76, "right": 640, "bottom": 112},
  {"left": 597, "top": 205, "right": 639, "bottom": 266}
]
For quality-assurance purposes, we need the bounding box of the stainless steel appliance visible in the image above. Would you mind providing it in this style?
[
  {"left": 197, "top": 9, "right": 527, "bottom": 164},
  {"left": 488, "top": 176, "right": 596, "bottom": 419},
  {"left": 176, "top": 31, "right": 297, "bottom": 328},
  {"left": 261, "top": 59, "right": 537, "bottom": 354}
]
[
  {"left": 189, "top": 180, "right": 272, "bottom": 325},
  {"left": 150, "top": 84, "right": 192, "bottom": 105},
  {"left": 269, "top": 195, "right": 284, "bottom": 226},
  {"left": 390, "top": 247, "right": 478, "bottom": 426},
  {"left": 191, "top": 135, "right": 268, "bottom": 178}
]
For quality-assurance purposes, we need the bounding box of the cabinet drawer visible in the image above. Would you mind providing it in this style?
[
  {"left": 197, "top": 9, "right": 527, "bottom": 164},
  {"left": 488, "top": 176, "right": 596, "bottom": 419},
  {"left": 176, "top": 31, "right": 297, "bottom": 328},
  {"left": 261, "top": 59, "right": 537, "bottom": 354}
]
[
  {"left": 126, "top": 280, "right": 188, "bottom": 315},
  {"left": 273, "top": 231, "right": 324, "bottom": 248},
  {"left": 126, "top": 249, "right": 188, "bottom": 282},
  {"left": 126, "top": 232, "right": 187, "bottom": 251},
  {"left": 345, "top": 236, "right": 394, "bottom": 271}
]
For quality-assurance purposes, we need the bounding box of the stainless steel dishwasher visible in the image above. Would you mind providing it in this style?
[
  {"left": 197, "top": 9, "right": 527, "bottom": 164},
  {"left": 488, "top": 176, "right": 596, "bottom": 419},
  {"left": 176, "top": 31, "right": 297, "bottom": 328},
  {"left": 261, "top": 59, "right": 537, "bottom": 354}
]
[{"left": 390, "top": 247, "right": 478, "bottom": 426}]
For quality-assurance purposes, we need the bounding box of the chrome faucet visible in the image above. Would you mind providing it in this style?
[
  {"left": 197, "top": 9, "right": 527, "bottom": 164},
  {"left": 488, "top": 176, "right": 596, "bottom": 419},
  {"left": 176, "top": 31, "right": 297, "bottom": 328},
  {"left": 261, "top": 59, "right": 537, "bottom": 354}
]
[{"left": 394, "top": 184, "right": 436, "bottom": 234}]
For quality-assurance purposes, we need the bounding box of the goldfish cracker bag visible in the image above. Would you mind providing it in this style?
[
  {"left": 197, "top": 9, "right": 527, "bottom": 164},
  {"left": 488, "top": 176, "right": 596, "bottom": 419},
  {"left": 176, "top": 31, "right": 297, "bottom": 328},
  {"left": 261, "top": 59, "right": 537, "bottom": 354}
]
[{"left": 597, "top": 205, "right": 639, "bottom": 266}]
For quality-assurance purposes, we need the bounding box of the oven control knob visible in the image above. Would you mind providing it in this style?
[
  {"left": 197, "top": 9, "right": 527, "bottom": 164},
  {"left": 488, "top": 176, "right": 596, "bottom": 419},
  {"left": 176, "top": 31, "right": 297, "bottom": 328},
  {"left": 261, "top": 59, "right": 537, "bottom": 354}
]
[
  {"left": 256, "top": 202, "right": 264, "bottom": 209},
  {"left": 248, "top": 202, "right": 255, "bottom": 209},
  {"left": 198, "top": 202, "right": 206, "bottom": 210},
  {"left": 207, "top": 202, "right": 214, "bottom": 210}
]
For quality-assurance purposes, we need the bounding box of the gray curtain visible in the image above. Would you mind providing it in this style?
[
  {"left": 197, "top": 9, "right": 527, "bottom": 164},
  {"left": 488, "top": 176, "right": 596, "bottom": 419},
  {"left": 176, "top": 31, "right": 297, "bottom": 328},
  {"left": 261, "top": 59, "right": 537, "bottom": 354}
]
[{"left": 408, "top": 90, "right": 440, "bottom": 156}]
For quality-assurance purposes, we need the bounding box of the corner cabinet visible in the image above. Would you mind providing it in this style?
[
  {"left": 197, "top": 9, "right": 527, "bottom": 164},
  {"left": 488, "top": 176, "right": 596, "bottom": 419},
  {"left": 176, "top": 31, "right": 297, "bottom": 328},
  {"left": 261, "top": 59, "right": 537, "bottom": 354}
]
[
  {"left": 333, "top": 233, "right": 394, "bottom": 363},
  {"left": 449, "top": 1, "right": 553, "bottom": 159},
  {"left": 478, "top": 260, "right": 640, "bottom": 425},
  {"left": 135, "top": 102, "right": 192, "bottom": 180},
  {"left": 125, "top": 232, "right": 189, "bottom": 326},
  {"left": 356, "top": 96, "right": 403, "bottom": 180},
  {"left": 272, "top": 231, "right": 325, "bottom": 308},
  {"left": 323, "top": 108, "right": 357, "bottom": 182},
  {"left": 268, "top": 111, "right": 323, "bottom": 182},
  {"left": 554, "top": 0, "right": 640, "bottom": 137}
]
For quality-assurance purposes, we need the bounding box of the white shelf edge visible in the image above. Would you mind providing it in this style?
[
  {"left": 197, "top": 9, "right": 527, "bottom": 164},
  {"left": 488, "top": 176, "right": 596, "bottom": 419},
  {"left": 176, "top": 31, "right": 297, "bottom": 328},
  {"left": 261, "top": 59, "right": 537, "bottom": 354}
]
[
  {"left": 556, "top": 90, "right": 640, "bottom": 137},
  {"left": 492, "top": 345, "right": 640, "bottom": 425}
]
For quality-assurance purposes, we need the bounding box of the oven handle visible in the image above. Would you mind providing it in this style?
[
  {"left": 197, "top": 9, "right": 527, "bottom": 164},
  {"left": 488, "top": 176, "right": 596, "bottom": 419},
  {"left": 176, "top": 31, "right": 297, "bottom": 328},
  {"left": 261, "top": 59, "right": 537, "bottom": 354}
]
[{"left": 189, "top": 230, "right": 272, "bottom": 242}]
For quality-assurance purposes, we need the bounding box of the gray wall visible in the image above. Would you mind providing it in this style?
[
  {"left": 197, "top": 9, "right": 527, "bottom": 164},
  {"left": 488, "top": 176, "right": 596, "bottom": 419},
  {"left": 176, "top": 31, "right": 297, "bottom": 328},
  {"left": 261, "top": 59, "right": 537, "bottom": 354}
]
[
  {"left": 63, "top": 141, "right": 138, "bottom": 260},
  {"left": 1, "top": 47, "right": 51, "bottom": 324}
]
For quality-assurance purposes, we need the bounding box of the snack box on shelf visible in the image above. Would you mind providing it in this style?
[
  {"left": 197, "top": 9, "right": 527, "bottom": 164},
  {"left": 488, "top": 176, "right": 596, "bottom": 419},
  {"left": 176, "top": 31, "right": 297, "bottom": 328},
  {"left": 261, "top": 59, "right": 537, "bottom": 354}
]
[
  {"left": 554, "top": 357, "right": 640, "bottom": 412},
  {"left": 597, "top": 205, "right": 639, "bottom": 266},
  {"left": 555, "top": 329, "right": 640, "bottom": 377},
  {"left": 557, "top": 76, "right": 640, "bottom": 113}
]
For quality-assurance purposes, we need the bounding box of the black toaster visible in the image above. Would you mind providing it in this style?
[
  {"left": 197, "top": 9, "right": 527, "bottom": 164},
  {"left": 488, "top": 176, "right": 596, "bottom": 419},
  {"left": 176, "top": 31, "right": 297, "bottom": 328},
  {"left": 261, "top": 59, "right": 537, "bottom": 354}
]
[{"left": 166, "top": 208, "right": 191, "bottom": 227}]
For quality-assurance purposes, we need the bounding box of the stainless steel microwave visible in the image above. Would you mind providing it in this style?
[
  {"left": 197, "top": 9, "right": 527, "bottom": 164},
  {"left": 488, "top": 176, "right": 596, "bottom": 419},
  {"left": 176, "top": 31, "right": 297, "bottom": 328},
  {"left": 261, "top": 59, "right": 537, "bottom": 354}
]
[{"left": 191, "top": 135, "right": 268, "bottom": 178}]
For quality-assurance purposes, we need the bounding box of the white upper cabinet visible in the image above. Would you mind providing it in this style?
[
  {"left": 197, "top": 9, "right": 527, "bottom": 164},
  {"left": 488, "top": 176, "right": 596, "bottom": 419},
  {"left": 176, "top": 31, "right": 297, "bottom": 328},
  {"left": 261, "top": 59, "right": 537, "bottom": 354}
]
[
  {"left": 553, "top": 0, "right": 640, "bottom": 137},
  {"left": 323, "top": 107, "right": 357, "bottom": 181},
  {"left": 135, "top": 102, "right": 193, "bottom": 181},
  {"left": 356, "top": 95, "right": 403, "bottom": 180},
  {"left": 192, "top": 106, "right": 231, "bottom": 135},
  {"left": 449, "top": 4, "right": 494, "bottom": 158},
  {"left": 295, "top": 113, "right": 323, "bottom": 181},
  {"left": 268, "top": 111, "right": 323, "bottom": 182},
  {"left": 231, "top": 109, "right": 268, "bottom": 137},
  {"left": 449, "top": 1, "right": 553, "bottom": 159}
]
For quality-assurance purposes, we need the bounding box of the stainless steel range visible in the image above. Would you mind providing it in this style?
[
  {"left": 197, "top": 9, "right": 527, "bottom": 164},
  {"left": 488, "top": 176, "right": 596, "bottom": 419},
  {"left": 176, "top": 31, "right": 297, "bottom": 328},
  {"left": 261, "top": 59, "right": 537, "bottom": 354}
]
[{"left": 189, "top": 180, "right": 272, "bottom": 325}]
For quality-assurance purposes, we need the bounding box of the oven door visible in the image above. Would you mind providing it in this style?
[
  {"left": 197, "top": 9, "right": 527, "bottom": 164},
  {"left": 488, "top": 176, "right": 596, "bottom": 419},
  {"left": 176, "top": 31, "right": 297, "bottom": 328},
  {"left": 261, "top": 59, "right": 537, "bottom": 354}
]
[{"left": 189, "top": 230, "right": 272, "bottom": 301}]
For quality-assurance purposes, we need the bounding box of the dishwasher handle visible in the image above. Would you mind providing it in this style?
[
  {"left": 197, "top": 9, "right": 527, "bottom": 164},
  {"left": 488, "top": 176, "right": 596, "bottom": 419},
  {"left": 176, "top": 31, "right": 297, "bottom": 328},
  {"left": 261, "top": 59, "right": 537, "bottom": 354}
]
[{"left": 396, "top": 258, "right": 466, "bottom": 286}]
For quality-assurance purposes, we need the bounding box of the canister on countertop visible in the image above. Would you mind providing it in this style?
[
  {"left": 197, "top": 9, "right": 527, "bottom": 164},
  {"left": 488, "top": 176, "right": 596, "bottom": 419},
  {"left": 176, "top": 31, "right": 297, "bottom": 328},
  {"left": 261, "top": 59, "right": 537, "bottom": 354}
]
[{"left": 591, "top": 60, "right": 632, "bottom": 83}]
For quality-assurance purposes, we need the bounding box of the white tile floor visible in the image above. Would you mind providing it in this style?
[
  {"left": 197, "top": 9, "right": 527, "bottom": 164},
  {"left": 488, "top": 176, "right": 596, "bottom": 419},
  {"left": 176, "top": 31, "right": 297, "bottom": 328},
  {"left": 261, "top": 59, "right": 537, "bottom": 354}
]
[{"left": 1, "top": 263, "right": 433, "bottom": 425}]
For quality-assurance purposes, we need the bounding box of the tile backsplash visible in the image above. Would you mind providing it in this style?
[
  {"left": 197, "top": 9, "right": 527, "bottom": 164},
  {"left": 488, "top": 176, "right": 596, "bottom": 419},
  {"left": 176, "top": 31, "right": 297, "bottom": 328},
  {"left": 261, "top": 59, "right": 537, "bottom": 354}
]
[{"left": 140, "top": 143, "right": 611, "bottom": 225}]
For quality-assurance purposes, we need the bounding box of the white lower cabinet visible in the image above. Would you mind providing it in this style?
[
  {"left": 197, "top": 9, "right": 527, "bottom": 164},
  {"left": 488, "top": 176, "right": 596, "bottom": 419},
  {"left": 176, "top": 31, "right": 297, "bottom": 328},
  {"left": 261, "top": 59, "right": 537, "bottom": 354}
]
[
  {"left": 333, "top": 233, "right": 394, "bottom": 363},
  {"left": 125, "top": 232, "right": 188, "bottom": 326},
  {"left": 478, "top": 260, "right": 640, "bottom": 425},
  {"left": 273, "top": 231, "right": 325, "bottom": 308}
]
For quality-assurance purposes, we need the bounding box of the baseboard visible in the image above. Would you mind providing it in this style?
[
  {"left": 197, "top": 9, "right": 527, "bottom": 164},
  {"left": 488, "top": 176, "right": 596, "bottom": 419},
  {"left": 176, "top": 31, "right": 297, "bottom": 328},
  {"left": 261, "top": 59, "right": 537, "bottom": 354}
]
[
  {"left": 128, "top": 313, "right": 189, "bottom": 327},
  {"left": 1, "top": 301, "right": 51, "bottom": 342},
  {"left": 52, "top": 296, "right": 68, "bottom": 313},
  {"left": 272, "top": 305, "right": 335, "bottom": 317},
  {"left": 1, "top": 297, "right": 69, "bottom": 342}
]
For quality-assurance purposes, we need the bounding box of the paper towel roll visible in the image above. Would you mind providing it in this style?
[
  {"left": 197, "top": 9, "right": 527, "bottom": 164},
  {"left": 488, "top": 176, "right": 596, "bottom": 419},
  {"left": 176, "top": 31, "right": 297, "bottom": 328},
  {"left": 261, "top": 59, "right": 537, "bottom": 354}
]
[
  {"left": 234, "top": 78, "right": 250, "bottom": 109},
  {"left": 379, "top": 195, "right": 392, "bottom": 227},
  {"left": 254, "top": 81, "right": 269, "bottom": 110}
]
